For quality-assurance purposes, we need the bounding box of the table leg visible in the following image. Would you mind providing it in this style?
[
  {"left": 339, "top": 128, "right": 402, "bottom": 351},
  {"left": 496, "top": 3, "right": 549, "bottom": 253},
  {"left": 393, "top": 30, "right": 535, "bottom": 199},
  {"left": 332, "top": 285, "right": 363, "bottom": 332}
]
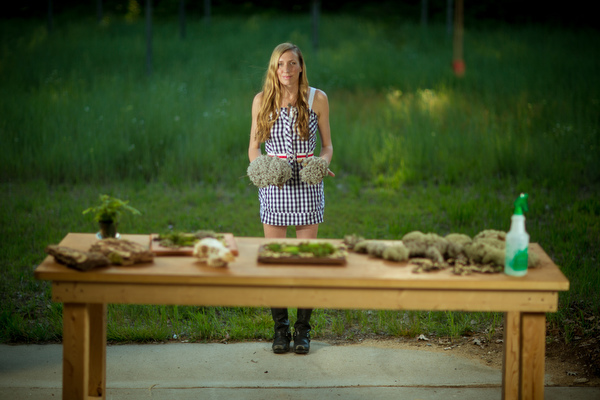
[
  {"left": 62, "top": 303, "right": 90, "bottom": 400},
  {"left": 62, "top": 302, "right": 107, "bottom": 400},
  {"left": 520, "top": 313, "right": 546, "bottom": 400},
  {"left": 502, "top": 311, "right": 521, "bottom": 400},
  {"left": 501, "top": 311, "right": 546, "bottom": 400},
  {"left": 88, "top": 303, "right": 107, "bottom": 399}
]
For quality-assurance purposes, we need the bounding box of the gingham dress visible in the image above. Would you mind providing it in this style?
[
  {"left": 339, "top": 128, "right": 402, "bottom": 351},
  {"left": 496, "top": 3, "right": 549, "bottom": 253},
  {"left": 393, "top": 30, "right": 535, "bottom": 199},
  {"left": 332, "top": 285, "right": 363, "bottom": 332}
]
[{"left": 259, "top": 87, "right": 324, "bottom": 226}]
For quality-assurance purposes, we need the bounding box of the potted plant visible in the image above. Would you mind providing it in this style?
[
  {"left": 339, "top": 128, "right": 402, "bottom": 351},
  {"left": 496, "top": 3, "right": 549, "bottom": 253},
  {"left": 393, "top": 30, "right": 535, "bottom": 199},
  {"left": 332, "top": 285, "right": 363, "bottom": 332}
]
[{"left": 83, "top": 194, "right": 141, "bottom": 239}]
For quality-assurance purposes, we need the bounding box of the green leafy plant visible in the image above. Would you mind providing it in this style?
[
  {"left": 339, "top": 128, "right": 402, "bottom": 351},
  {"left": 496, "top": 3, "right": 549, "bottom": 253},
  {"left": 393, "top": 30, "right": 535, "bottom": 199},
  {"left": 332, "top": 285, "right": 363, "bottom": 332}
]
[{"left": 82, "top": 194, "right": 141, "bottom": 223}]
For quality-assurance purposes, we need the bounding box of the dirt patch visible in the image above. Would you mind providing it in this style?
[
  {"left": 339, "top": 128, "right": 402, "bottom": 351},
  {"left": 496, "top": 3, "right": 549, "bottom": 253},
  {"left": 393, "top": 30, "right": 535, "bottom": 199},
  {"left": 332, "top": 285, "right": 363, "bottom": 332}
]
[{"left": 323, "top": 331, "right": 600, "bottom": 387}]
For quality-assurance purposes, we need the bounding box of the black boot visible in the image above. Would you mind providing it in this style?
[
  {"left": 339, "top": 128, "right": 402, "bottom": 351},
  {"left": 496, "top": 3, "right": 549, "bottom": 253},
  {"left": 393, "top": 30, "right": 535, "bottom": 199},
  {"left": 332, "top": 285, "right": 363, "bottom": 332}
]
[
  {"left": 293, "top": 308, "right": 312, "bottom": 354},
  {"left": 271, "top": 308, "right": 291, "bottom": 354}
]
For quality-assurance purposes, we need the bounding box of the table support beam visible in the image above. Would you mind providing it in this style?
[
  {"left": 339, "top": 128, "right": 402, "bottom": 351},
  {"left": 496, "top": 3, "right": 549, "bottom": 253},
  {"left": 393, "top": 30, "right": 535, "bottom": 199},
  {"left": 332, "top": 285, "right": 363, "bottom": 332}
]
[
  {"left": 88, "top": 303, "right": 107, "bottom": 398},
  {"left": 521, "top": 313, "right": 546, "bottom": 399},
  {"left": 62, "top": 303, "right": 90, "bottom": 399},
  {"left": 502, "top": 311, "right": 546, "bottom": 400},
  {"left": 52, "top": 282, "right": 559, "bottom": 313},
  {"left": 62, "top": 303, "right": 106, "bottom": 400}
]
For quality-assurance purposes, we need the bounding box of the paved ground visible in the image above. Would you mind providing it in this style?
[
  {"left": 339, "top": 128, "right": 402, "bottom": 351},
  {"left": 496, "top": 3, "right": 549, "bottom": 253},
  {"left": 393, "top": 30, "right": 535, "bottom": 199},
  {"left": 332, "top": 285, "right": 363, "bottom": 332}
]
[{"left": 1, "top": 341, "right": 599, "bottom": 399}]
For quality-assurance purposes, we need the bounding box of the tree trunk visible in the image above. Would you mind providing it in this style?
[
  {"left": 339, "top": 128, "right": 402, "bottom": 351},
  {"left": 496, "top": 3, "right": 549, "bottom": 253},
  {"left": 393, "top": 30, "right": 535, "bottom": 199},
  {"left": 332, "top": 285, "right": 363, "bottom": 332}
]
[
  {"left": 446, "top": 0, "right": 453, "bottom": 36},
  {"left": 47, "top": 0, "right": 53, "bottom": 33},
  {"left": 179, "top": 0, "right": 186, "bottom": 39},
  {"left": 452, "top": 0, "right": 465, "bottom": 77},
  {"left": 311, "top": 0, "right": 320, "bottom": 52},
  {"left": 204, "top": 0, "right": 211, "bottom": 25},
  {"left": 146, "top": 0, "right": 153, "bottom": 76},
  {"left": 97, "top": 0, "right": 103, "bottom": 24},
  {"left": 421, "top": 0, "right": 428, "bottom": 27}
]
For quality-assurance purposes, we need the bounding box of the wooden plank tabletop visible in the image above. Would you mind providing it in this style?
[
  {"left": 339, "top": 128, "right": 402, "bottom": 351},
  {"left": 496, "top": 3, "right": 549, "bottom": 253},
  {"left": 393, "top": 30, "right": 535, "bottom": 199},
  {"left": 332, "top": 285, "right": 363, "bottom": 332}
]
[{"left": 34, "top": 233, "right": 570, "bottom": 292}]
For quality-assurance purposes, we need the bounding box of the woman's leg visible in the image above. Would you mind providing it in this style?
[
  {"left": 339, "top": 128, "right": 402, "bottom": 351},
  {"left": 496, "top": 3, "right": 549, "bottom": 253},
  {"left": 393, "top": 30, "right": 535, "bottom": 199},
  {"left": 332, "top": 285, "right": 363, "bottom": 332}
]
[
  {"left": 264, "top": 224, "right": 290, "bottom": 352},
  {"left": 295, "top": 224, "right": 318, "bottom": 239},
  {"left": 264, "top": 224, "right": 288, "bottom": 238},
  {"left": 271, "top": 308, "right": 291, "bottom": 353},
  {"left": 293, "top": 224, "right": 318, "bottom": 353},
  {"left": 293, "top": 308, "right": 313, "bottom": 354}
]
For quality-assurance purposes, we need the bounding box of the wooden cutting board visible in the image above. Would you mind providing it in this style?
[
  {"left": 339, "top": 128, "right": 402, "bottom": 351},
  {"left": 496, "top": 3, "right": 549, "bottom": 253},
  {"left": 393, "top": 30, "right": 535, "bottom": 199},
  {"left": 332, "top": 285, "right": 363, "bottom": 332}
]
[{"left": 149, "top": 233, "right": 238, "bottom": 256}]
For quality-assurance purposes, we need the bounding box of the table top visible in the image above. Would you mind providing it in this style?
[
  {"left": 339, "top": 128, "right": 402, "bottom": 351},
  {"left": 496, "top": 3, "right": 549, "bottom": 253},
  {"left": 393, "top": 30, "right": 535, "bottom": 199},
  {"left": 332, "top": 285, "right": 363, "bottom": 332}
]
[{"left": 34, "top": 233, "right": 570, "bottom": 292}]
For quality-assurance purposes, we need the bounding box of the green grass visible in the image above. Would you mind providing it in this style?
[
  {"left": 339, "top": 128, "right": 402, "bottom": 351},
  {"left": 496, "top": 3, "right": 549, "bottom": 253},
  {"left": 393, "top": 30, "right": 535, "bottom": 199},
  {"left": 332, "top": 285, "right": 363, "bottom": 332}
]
[
  {"left": 2, "top": 179, "right": 598, "bottom": 344},
  {"left": 1, "top": 13, "right": 599, "bottom": 345},
  {"left": 1, "top": 16, "right": 598, "bottom": 186}
]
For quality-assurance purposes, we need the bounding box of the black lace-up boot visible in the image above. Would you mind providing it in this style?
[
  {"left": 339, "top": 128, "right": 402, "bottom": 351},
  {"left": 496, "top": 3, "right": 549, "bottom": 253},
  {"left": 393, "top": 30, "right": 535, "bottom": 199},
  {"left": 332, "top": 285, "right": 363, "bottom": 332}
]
[
  {"left": 271, "top": 308, "right": 291, "bottom": 353},
  {"left": 293, "top": 308, "right": 312, "bottom": 354}
]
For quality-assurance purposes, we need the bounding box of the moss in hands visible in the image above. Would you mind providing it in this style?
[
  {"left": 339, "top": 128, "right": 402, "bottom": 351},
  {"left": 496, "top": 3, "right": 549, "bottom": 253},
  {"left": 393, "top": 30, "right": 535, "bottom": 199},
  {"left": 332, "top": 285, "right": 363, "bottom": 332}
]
[
  {"left": 300, "top": 156, "right": 329, "bottom": 185},
  {"left": 247, "top": 155, "right": 292, "bottom": 189}
]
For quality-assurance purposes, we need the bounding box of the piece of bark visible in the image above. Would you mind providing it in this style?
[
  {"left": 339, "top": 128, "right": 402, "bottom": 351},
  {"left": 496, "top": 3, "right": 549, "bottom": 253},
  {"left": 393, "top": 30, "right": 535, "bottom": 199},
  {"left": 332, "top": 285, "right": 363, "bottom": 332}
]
[
  {"left": 89, "top": 238, "right": 154, "bottom": 265},
  {"left": 45, "top": 245, "right": 110, "bottom": 271}
]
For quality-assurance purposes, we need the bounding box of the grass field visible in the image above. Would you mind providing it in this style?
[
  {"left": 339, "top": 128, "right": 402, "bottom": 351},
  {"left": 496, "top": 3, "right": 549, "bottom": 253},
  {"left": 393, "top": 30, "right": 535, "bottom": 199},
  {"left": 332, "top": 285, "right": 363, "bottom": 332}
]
[{"left": 1, "top": 12, "right": 599, "bottom": 346}]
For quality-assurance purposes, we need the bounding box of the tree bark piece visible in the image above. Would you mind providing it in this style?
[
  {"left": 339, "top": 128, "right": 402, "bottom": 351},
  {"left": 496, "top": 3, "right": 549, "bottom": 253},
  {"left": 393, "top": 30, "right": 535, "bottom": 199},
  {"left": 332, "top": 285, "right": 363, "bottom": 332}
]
[
  {"left": 89, "top": 239, "right": 154, "bottom": 265},
  {"left": 45, "top": 245, "right": 110, "bottom": 271}
]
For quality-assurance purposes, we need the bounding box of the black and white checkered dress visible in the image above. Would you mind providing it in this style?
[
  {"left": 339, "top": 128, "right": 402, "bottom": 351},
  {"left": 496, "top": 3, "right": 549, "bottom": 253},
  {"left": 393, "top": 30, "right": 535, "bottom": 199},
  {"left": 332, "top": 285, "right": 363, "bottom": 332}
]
[{"left": 259, "top": 87, "right": 324, "bottom": 226}]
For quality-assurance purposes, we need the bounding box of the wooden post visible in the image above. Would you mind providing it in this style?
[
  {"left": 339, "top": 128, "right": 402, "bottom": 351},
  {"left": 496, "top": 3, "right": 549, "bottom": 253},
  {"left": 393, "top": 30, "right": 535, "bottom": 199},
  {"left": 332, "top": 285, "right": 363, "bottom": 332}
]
[
  {"left": 88, "top": 303, "right": 107, "bottom": 398},
  {"left": 146, "top": 0, "right": 153, "bottom": 76},
  {"left": 520, "top": 313, "right": 546, "bottom": 400},
  {"left": 502, "top": 312, "right": 521, "bottom": 399},
  {"left": 452, "top": 0, "right": 465, "bottom": 76},
  {"left": 502, "top": 311, "right": 547, "bottom": 400},
  {"left": 62, "top": 303, "right": 90, "bottom": 399}
]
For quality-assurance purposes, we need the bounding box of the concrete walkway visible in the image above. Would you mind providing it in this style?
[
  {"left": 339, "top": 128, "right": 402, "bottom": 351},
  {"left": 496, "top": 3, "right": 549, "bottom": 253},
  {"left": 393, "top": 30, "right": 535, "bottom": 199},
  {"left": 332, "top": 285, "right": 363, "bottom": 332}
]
[{"left": 1, "top": 341, "right": 598, "bottom": 399}]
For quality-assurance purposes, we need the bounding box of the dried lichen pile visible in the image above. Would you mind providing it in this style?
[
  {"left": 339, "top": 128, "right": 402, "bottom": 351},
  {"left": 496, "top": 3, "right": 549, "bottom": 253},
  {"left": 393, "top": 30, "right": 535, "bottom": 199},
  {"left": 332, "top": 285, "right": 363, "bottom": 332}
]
[
  {"left": 247, "top": 155, "right": 292, "bottom": 188},
  {"left": 344, "top": 230, "right": 541, "bottom": 275},
  {"left": 299, "top": 156, "right": 329, "bottom": 185},
  {"left": 247, "top": 155, "right": 329, "bottom": 188}
]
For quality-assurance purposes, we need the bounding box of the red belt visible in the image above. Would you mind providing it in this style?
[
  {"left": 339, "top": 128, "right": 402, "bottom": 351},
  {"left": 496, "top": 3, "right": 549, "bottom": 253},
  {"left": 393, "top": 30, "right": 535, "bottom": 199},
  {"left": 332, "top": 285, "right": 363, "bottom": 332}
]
[{"left": 268, "top": 152, "right": 314, "bottom": 162}]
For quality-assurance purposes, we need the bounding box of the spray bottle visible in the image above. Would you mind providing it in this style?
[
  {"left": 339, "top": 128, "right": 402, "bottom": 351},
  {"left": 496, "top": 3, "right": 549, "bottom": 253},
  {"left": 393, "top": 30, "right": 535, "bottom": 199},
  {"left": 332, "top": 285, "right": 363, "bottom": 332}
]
[{"left": 504, "top": 193, "right": 530, "bottom": 276}]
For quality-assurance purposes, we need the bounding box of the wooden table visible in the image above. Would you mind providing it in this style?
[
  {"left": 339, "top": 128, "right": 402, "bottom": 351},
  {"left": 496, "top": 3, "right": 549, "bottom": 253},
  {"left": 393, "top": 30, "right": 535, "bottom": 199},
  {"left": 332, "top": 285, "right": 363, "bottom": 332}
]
[{"left": 35, "top": 233, "right": 569, "bottom": 400}]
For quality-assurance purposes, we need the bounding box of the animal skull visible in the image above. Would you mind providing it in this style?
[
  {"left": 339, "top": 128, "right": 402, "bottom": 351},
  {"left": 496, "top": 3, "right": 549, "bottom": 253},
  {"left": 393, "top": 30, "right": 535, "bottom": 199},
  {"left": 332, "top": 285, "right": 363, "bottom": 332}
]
[{"left": 193, "top": 237, "right": 235, "bottom": 267}]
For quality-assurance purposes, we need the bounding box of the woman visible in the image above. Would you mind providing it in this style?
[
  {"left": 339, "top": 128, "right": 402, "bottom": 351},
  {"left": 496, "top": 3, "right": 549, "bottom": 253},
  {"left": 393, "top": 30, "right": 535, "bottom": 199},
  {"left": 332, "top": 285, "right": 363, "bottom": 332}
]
[{"left": 248, "top": 43, "right": 333, "bottom": 354}]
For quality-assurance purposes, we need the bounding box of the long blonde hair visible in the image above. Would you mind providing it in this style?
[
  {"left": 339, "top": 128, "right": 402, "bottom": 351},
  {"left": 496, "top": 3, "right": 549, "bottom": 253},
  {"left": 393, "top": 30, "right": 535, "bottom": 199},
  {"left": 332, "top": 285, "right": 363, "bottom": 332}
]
[{"left": 256, "top": 43, "right": 310, "bottom": 142}]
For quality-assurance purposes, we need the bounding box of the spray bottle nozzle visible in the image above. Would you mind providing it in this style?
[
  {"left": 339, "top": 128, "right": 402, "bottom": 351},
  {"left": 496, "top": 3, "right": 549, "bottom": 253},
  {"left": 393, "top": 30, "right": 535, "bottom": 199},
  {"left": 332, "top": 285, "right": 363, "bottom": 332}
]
[{"left": 514, "top": 193, "right": 529, "bottom": 215}]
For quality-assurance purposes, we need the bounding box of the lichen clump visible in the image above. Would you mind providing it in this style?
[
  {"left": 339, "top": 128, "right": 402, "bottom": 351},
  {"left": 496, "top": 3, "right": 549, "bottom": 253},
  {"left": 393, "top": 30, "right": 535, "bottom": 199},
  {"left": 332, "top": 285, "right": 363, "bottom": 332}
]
[
  {"left": 347, "top": 229, "right": 541, "bottom": 275},
  {"left": 402, "top": 231, "right": 448, "bottom": 263},
  {"left": 343, "top": 234, "right": 365, "bottom": 250},
  {"left": 349, "top": 239, "right": 409, "bottom": 262},
  {"left": 247, "top": 155, "right": 292, "bottom": 189},
  {"left": 445, "top": 233, "right": 472, "bottom": 259},
  {"left": 300, "top": 156, "right": 329, "bottom": 185},
  {"left": 382, "top": 242, "right": 410, "bottom": 262}
]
